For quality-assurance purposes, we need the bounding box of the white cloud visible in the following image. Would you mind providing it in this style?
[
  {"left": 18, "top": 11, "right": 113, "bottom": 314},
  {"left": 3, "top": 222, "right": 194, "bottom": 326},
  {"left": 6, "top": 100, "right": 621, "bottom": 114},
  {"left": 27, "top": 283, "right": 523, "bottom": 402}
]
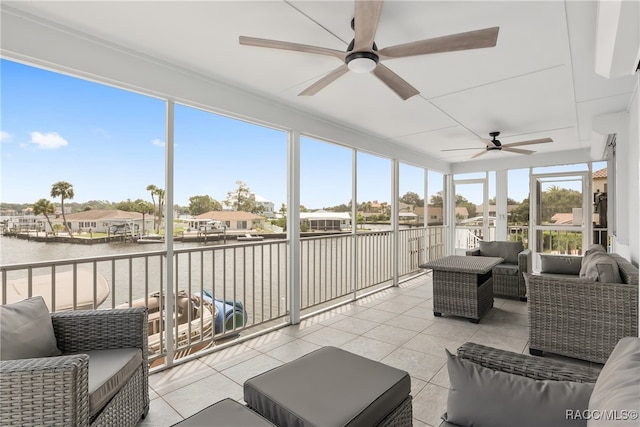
[
  {"left": 29, "top": 131, "right": 69, "bottom": 149},
  {"left": 152, "top": 138, "right": 165, "bottom": 147},
  {"left": 0, "top": 131, "right": 12, "bottom": 142}
]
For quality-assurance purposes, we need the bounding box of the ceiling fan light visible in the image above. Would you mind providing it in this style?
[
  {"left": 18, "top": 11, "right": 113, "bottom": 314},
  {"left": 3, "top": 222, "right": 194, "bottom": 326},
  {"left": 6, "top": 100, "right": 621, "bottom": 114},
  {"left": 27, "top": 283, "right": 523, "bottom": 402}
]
[{"left": 346, "top": 51, "right": 378, "bottom": 73}]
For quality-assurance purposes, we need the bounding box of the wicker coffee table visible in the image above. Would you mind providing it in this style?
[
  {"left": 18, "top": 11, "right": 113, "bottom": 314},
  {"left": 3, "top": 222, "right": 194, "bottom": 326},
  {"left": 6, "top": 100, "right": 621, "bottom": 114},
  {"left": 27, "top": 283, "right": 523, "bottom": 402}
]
[{"left": 420, "top": 255, "right": 503, "bottom": 323}]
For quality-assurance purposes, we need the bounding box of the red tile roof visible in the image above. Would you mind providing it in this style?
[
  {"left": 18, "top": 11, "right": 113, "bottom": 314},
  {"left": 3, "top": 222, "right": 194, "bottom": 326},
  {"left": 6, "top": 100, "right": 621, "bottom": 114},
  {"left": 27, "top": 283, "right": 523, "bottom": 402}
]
[{"left": 592, "top": 168, "right": 607, "bottom": 179}]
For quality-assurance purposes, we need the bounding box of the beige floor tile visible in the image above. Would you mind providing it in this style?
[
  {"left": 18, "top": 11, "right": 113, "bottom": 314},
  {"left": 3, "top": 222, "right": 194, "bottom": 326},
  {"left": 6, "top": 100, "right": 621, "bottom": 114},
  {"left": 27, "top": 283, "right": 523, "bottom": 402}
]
[
  {"left": 412, "top": 383, "right": 450, "bottom": 427},
  {"left": 381, "top": 347, "right": 447, "bottom": 382},
  {"left": 162, "top": 373, "right": 243, "bottom": 418},
  {"left": 300, "top": 326, "right": 358, "bottom": 347},
  {"left": 478, "top": 318, "right": 529, "bottom": 340},
  {"left": 266, "top": 339, "right": 321, "bottom": 363},
  {"left": 220, "top": 353, "right": 283, "bottom": 385},
  {"left": 401, "top": 333, "right": 466, "bottom": 358},
  {"left": 149, "top": 359, "right": 217, "bottom": 396},
  {"left": 421, "top": 320, "right": 479, "bottom": 341},
  {"left": 468, "top": 328, "right": 528, "bottom": 353},
  {"left": 385, "top": 314, "right": 434, "bottom": 332},
  {"left": 363, "top": 324, "right": 419, "bottom": 346},
  {"left": 279, "top": 320, "right": 324, "bottom": 338},
  {"left": 244, "top": 330, "right": 297, "bottom": 352},
  {"left": 199, "top": 342, "right": 261, "bottom": 372},
  {"left": 136, "top": 397, "right": 183, "bottom": 426},
  {"left": 328, "top": 315, "right": 380, "bottom": 335},
  {"left": 430, "top": 364, "right": 450, "bottom": 389},
  {"left": 351, "top": 307, "right": 400, "bottom": 323},
  {"left": 340, "top": 336, "right": 398, "bottom": 361}
]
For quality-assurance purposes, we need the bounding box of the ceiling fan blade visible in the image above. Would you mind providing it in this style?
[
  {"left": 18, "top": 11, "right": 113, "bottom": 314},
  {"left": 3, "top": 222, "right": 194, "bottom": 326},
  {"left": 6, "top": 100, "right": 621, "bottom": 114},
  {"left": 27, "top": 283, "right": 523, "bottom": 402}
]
[
  {"left": 378, "top": 26, "right": 499, "bottom": 59},
  {"left": 503, "top": 138, "right": 553, "bottom": 148},
  {"left": 372, "top": 64, "right": 420, "bottom": 100},
  {"left": 471, "top": 150, "right": 489, "bottom": 159},
  {"left": 239, "top": 36, "right": 346, "bottom": 60},
  {"left": 354, "top": 0, "right": 384, "bottom": 51},
  {"left": 299, "top": 65, "right": 350, "bottom": 96},
  {"left": 502, "top": 147, "right": 535, "bottom": 155}
]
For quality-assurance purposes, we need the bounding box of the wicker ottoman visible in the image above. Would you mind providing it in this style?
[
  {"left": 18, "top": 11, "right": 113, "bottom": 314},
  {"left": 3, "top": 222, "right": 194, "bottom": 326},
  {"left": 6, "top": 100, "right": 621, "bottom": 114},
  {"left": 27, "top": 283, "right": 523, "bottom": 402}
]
[
  {"left": 244, "top": 346, "right": 412, "bottom": 427},
  {"left": 173, "top": 398, "right": 276, "bottom": 426}
]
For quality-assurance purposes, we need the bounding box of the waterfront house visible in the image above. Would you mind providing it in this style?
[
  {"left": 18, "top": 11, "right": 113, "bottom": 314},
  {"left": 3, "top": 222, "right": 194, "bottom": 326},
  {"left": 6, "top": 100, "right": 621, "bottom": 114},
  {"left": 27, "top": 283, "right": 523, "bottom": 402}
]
[
  {"left": 195, "top": 211, "right": 265, "bottom": 231},
  {"left": 300, "top": 211, "right": 352, "bottom": 231},
  {"left": 50, "top": 209, "right": 154, "bottom": 235}
]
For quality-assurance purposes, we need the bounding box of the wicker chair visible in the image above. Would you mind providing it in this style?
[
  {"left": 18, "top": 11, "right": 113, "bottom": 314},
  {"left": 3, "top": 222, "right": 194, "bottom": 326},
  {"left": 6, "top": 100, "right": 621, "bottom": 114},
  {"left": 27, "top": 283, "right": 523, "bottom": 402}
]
[
  {"left": 439, "top": 342, "right": 602, "bottom": 427},
  {"left": 466, "top": 241, "right": 531, "bottom": 301},
  {"left": 0, "top": 308, "right": 149, "bottom": 426},
  {"left": 526, "top": 253, "right": 639, "bottom": 364}
]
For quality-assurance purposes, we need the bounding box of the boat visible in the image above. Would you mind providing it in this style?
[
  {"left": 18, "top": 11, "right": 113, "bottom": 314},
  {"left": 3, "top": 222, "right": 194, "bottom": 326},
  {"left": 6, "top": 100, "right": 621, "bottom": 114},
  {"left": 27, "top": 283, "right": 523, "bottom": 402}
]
[
  {"left": 135, "top": 237, "right": 164, "bottom": 244},
  {"left": 118, "top": 290, "right": 247, "bottom": 359},
  {"left": 5, "top": 268, "right": 110, "bottom": 311},
  {"left": 197, "top": 289, "right": 247, "bottom": 335},
  {"left": 237, "top": 233, "right": 264, "bottom": 242}
]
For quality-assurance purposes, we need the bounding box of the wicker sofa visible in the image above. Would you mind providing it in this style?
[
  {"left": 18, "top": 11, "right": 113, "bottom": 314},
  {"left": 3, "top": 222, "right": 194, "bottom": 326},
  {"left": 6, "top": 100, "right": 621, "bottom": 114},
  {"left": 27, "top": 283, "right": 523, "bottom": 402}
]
[
  {"left": 525, "top": 252, "right": 639, "bottom": 364},
  {"left": 0, "top": 303, "right": 149, "bottom": 426},
  {"left": 440, "top": 338, "right": 639, "bottom": 427},
  {"left": 466, "top": 241, "right": 531, "bottom": 301}
]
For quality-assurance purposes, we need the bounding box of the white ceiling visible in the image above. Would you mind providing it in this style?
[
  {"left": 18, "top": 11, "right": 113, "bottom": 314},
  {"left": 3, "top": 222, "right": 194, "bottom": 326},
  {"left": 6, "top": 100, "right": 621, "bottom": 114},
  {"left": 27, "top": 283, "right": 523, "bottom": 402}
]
[{"left": 1, "top": 1, "right": 637, "bottom": 171}]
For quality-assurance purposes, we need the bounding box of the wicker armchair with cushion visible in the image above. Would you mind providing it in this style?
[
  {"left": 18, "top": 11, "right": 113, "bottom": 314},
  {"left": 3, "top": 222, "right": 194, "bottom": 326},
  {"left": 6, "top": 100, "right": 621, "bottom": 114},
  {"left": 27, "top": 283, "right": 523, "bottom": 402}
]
[
  {"left": 0, "top": 296, "right": 149, "bottom": 426},
  {"left": 466, "top": 241, "right": 531, "bottom": 301},
  {"left": 525, "top": 248, "right": 639, "bottom": 364}
]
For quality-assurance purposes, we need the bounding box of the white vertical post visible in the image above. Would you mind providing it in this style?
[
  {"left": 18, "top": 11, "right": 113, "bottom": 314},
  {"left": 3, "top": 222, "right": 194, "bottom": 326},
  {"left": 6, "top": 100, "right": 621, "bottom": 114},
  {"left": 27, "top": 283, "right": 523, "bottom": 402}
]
[
  {"left": 483, "top": 171, "right": 489, "bottom": 241},
  {"left": 164, "top": 99, "right": 175, "bottom": 365},
  {"left": 423, "top": 168, "right": 429, "bottom": 261},
  {"left": 392, "top": 159, "right": 399, "bottom": 286},
  {"left": 351, "top": 150, "right": 358, "bottom": 300},
  {"left": 445, "top": 174, "right": 455, "bottom": 254},
  {"left": 287, "top": 130, "right": 301, "bottom": 324},
  {"left": 496, "top": 170, "right": 508, "bottom": 241}
]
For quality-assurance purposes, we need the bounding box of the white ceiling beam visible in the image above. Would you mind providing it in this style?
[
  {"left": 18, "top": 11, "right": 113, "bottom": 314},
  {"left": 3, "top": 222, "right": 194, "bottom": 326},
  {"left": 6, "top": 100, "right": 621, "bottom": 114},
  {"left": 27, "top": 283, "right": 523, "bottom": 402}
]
[{"left": 595, "top": 0, "right": 640, "bottom": 78}]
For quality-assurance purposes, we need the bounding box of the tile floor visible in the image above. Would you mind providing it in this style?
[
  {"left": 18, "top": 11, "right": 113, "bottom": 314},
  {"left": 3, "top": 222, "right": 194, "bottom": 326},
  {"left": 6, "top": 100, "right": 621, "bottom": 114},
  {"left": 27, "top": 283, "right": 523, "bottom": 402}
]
[{"left": 137, "top": 273, "right": 540, "bottom": 426}]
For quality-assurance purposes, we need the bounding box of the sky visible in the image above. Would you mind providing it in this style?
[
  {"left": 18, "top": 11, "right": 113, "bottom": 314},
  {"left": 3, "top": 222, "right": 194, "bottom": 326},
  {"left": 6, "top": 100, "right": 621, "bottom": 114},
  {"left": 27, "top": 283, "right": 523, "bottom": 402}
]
[{"left": 1, "top": 59, "right": 599, "bottom": 210}]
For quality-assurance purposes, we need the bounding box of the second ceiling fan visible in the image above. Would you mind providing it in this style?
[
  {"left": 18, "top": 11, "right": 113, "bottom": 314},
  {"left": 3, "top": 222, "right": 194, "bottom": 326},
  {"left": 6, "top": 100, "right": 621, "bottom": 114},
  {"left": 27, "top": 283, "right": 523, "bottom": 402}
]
[
  {"left": 239, "top": 0, "right": 499, "bottom": 100},
  {"left": 442, "top": 132, "right": 553, "bottom": 159}
]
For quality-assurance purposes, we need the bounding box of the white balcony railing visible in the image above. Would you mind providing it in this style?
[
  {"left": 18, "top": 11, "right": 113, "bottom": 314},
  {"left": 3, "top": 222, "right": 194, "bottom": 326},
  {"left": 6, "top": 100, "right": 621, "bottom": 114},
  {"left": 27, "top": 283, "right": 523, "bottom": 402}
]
[{"left": 1, "top": 226, "right": 447, "bottom": 369}]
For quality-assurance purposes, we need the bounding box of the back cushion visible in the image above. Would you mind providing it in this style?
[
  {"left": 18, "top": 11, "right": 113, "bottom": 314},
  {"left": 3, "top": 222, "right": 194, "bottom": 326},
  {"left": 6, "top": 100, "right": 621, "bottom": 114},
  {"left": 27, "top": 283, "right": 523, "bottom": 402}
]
[
  {"left": 587, "top": 337, "right": 640, "bottom": 426},
  {"left": 579, "top": 251, "right": 623, "bottom": 283},
  {"left": 540, "top": 255, "right": 583, "bottom": 275},
  {"left": 0, "top": 296, "right": 62, "bottom": 360},
  {"left": 479, "top": 241, "right": 523, "bottom": 264}
]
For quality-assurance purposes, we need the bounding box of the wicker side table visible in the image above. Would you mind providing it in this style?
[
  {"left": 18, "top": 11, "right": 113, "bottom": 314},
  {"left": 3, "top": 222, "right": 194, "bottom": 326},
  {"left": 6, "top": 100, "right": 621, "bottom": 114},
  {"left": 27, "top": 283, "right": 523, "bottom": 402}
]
[{"left": 420, "top": 255, "right": 503, "bottom": 323}]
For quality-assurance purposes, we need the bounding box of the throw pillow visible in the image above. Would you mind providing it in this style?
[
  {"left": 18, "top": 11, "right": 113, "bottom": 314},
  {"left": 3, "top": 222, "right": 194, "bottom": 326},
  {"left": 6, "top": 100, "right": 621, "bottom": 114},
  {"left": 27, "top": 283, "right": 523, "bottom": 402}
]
[
  {"left": 540, "top": 254, "right": 583, "bottom": 275},
  {"left": 579, "top": 251, "right": 622, "bottom": 283},
  {"left": 444, "top": 349, "right": 594, "bottom": 427},
  {"left": 0, "top": 295, "right": 62, "bottom": 360},
  {"left": 588, "top": 337, "right": 640, "bottom": 426}
]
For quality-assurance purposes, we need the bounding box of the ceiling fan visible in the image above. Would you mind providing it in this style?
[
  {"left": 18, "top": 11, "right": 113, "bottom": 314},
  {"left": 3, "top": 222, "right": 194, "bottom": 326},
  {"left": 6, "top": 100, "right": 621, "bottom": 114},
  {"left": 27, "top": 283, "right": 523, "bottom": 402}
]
[
  {"left": 239, "top": 0, "right": 499, "bottom": 100},
  {"left": 442, "top": 132, "right": 553, "bottom": 159}
]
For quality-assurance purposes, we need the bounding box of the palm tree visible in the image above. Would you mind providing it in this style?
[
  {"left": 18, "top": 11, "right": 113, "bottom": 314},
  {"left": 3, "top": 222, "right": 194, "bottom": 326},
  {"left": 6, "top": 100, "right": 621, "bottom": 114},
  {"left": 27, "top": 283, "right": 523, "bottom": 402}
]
[
  {"left": 135, "top": 200, "right": 154, "bottom": 236},
  {"left": 156, "top": 188, "right": 165, "bottom": 233},
  {"left": 146, "top": 184, "right": 158, "bottom": 230},
  {"left": 50, "top": 181, "right": 74, "bottom": 237},
  {"left": 32, "top": 198, "right": 56, "bottom": 236}
]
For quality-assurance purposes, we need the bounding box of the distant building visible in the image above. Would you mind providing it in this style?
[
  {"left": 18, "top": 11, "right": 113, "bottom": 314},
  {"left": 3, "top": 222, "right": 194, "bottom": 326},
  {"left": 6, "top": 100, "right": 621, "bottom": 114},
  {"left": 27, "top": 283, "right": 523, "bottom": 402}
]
[
  {"left": 49, "top": 209, "right": 153, "bottom": 234},
  {"left": 300, "top": 211, "right": 351, "bottom": 231},
  {"left": 196, "top": 211, "right": 265, "bottom": 230},
  {"left": 222, "top": 193, "right": 275, "bottom": 218},
  {"left": 253, "top": 194, "right": 275, "bottom": 218}
]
